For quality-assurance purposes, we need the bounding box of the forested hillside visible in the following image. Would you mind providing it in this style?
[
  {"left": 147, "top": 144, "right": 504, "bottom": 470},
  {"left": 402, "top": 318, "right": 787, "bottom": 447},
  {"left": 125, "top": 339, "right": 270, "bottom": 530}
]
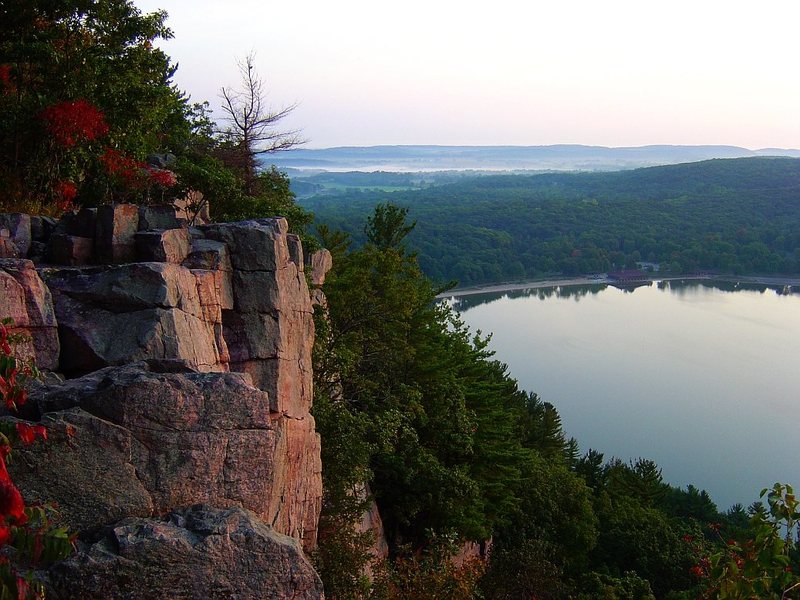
[
  {"left": 302, "top": 157, "right": 800, "bottom": 285},
  {"left": 311, "top": 204, "right": 800, "bottom": 599}
]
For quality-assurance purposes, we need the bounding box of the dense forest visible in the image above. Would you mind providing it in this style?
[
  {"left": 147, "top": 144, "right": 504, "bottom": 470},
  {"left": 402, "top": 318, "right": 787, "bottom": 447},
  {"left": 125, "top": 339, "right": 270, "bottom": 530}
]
[
  {"left": 311, "top": 203, "right": 800, "bottom": 599},
  {"left": 301, "top": 157, "right": 800, "bottom": 286}
]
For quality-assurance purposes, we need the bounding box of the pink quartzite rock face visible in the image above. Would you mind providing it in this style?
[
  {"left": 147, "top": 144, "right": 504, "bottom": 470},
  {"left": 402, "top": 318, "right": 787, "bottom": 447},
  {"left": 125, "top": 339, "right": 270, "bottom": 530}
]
[
  {"left": 8, "top": 407, "right": 154, "bottom": 533},
  {"left": 0, "top": 230, "right": 19, "bottom": 258},
  {"left": 269, "top": 415, "right": 322, "bottom": 548},
  {"left": 203, "top": 218, "right": 290, "bottom": 271},
  {"left": 204, "top": 218, "right": 315, "bottom": 416},
  {"left": 354, "top": 482, "right": 389, "bottom": 580},
  {"left": 288, "top": 233, "right": 304, "bottom": 267},
  {"left": 46, "top": 505, "right": 324, "bottom": 600},
  {"left": 0, "top": 214, "right": 31, "bottom": 257},
  {"left": 0, "top": 259, "right": 59, "bottom": 370},
  {"left": 5, "top": 209, "right": 324, "bottom": 568},
  {"left": 451, "top": 539, "right": 492, "bottom": 568},
  {"left": 138, "top": 204, "right": 182, "bottom": 231},
  {"left": 17, "top": 361, "right": 322, "bottom": 549},
  {"left": 42, "top": 262, "right": 227, "bottom": 375},
  {"left": 134, "top": 227, "right": 191, "bottom": 264},
  {"left": 309, "top": 249, "right": 333, "bottom": 287},
  {"left": 95, "top": 203, "right": 139, "bottom": 263}
]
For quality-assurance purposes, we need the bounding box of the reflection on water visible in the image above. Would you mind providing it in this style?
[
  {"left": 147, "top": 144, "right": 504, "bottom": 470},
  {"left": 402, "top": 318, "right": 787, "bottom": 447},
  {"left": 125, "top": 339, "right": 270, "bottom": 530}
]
[
  {"left": 450, "top": 279, "right": 799, "bottom": 311},
  {"left": 658, "top": 279, "right": 800, "bottom": 296},
  {"left": 450, "top": 283, "right": 609, "bottom": 311},
  {"left": 454, "top": 279, "right": 800, "bottom": 510}
]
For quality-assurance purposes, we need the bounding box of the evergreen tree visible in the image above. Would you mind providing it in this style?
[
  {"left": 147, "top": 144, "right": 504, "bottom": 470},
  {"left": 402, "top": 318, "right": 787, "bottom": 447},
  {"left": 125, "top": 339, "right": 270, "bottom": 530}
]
[{"left": 315, "top": 203, "right": 550, "bottom": 549}]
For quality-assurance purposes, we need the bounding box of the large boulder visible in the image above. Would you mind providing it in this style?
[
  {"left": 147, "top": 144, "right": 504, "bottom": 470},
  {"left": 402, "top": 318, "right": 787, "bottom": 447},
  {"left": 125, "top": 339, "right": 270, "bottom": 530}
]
[
  {"left": 46, "top": 505, "right": 324, "bottom": 600},
  {"left": 14, "top": 362, "right": 321, "bottom": 548},
  {"left": 308, "top": 249, "right": 333, "bottom": 310},
  {"left": 309, "top": 249, "right": 333, "bottom": 287},
  {"left": 135, "top": 228, "right": 191, "bottom": 264},
  {"left": 202, "top": 218, "right": 291, "bottom": 272},
  {"left": 0, "top": 213, "right": 31, "bottom": 257},
  {"left": 42, "top": 263, "right": 226, "bottom": 375},
  {"left": 9, "top": 408, "right": 153, "bottom": 534},
  {"left": 0, "top": 259, "right": 59, "bottom": 370},
  {"left": 138, "top": 205, "right": 182, "bottom": 231}
]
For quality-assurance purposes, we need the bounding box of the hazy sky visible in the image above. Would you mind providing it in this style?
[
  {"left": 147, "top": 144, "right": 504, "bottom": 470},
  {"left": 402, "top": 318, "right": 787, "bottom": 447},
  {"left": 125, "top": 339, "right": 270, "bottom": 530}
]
[{"left": 135, "top": 0, "right": 800, "bottom": 149}]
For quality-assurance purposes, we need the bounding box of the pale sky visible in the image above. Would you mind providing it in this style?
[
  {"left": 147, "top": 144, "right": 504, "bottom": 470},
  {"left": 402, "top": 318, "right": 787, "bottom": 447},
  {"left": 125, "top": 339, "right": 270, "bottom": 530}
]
[{"left": 135, "top": 0, "right": 800, "bottom": 149}]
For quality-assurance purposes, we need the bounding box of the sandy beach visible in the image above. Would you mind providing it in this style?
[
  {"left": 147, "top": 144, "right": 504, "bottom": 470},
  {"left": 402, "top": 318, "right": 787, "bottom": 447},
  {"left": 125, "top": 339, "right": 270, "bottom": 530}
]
[{"left": 439, "top": 274, "right": 800, "bottom": 298}]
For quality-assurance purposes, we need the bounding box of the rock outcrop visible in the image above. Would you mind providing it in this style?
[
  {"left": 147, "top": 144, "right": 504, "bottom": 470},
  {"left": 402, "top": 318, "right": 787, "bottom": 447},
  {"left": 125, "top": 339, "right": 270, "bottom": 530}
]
[
  {"left": 204, "top": 219, "right": 314, "bottom": 417},
  {"left": 0, "top": 213, "right": 31, "bottom": 258},
  {"left": 47, "top": 505, "right": 323, "bottom": 600},
  {"left": 354, "top": 483, "right": 390, "bottom": 578},
  {"left": 17, "top": 362, "right": 320, "bottom": 544},
  {"left": 43, "top": 263, "right": 227, "bottom": 375},
  {"left": 309, "top": 248, "right": 332, "bottom": 287},
  {"left": 0, "top": 204, "right": 324, "bottom": 597},
  {"left": 0, "top": 259, "right": 59, "bottom": 370}
]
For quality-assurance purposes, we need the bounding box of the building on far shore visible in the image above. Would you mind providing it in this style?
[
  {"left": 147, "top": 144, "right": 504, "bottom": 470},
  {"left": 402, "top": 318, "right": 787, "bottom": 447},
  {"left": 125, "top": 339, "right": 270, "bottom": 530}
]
[
  {"left": 608, "top": 269, "right": 649, "bottom": 283},
  {"left": 636, "top": 261, "right": 661, "bottom": 272},
  {"left": 607, "top": 269, "right": 652, "bottom": 291}
]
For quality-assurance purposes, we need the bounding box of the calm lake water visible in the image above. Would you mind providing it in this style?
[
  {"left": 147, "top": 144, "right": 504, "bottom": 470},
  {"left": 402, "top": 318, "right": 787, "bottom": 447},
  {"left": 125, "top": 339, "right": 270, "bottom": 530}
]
[{"left": 450, "top": 280, "right": 800, "bottom": 511}]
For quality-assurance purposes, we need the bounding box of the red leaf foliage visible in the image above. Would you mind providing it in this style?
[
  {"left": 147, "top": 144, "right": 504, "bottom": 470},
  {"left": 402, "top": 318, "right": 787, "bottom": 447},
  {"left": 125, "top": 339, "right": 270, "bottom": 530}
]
[
  {"left": 15, "top": 423, "right": 46, "bottom": 446},
  {"left": 40, "top": 99, "right": 109, "bottom": 148},
  {"left": 146, "top": 167, "right": 177, "bottom": 187}
]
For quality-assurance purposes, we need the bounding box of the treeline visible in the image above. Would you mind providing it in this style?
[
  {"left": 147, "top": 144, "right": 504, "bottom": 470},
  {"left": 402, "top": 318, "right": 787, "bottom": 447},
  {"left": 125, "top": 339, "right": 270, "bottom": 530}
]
[
  {"left": 309, "top": 203, "right": 800, "bottom": 599},
  {"left": 301, "top": 157, "right": 800, "bottom": 286},
  {"left": 286, "top": 169, "right": 474, "bottom": 199}
]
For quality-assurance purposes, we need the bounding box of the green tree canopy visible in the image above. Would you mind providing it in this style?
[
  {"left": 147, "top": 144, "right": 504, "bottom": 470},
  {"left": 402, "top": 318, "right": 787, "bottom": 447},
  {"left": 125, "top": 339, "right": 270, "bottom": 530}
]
[{"left": 0, "top": 0, "right": 193, "bottom": 208}]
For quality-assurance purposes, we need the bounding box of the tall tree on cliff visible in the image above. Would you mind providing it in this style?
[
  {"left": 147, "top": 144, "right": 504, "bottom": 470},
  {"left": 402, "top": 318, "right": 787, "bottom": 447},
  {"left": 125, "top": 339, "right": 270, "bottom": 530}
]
[
  {"left": 313, "top": 203, "right": 606, "bottom": 597},
  {"left": 218, "top": 53, "right": 304, "bottom": 196},
  {"left": 315, "top": 204, "right": 546, "bottom": 545}
]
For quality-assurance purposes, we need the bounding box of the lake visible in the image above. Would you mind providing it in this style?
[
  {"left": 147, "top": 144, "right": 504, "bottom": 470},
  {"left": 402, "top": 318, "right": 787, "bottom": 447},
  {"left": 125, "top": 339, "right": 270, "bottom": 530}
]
[{"left": 449, "top": 279, "right": 800, "bottom": 511}]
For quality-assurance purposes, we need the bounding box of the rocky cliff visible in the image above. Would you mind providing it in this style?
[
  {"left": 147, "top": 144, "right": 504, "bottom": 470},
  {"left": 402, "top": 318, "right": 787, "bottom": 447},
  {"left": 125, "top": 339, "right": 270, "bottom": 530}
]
[{"left": 0, "top": 205, "right": 327, "bottom": 598}]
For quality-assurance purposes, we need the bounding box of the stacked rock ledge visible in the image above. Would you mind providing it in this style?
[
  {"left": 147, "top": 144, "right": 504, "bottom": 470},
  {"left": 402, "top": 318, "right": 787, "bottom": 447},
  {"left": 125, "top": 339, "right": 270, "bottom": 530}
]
[{"left": 0, "top": 203, "right": 333, "bottom": 598}]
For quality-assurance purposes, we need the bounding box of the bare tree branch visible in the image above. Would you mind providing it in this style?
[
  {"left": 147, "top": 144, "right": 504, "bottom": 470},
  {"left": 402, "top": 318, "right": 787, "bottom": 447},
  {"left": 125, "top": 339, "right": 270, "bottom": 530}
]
[{"left": 219, "top": 53, "right": 306, "bottom": 193}]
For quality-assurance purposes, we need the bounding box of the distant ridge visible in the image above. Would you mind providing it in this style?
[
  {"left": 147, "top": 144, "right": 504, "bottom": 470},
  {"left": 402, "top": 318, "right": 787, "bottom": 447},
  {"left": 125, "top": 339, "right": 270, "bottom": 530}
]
[
  {"left": 755, "top": 148, "right": 800, "bottom": 158},
  {"left": 269, "top": 144, "right": 800, "bottom": 173}
]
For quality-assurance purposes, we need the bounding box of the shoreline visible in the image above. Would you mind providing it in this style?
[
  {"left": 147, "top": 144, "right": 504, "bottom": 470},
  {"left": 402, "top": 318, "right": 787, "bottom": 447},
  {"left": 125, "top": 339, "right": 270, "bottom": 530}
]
[{"left": 439, "top": 274, "right": 800, "bottom": 298}]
